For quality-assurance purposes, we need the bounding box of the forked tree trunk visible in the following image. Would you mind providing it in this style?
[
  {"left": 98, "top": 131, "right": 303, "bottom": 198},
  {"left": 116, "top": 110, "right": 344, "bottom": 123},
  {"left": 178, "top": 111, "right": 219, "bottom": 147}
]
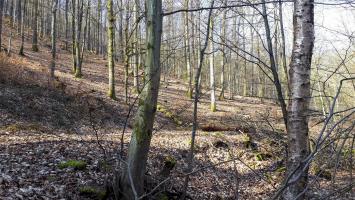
[
  {"left": 107, "top": 0, "right": 116, "bottom": 99},
  {"left": 284, "top": 0, "right": 314, "bottom": 199},
  {"left": 120, "top": 0, "right": 162, "bottom": 199}
]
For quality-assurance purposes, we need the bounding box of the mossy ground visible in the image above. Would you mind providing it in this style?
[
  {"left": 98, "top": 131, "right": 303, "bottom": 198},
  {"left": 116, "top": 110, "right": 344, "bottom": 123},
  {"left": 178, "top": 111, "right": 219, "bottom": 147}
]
[{"left": 58, "top": 160, "right": 87, "bottom": 170}]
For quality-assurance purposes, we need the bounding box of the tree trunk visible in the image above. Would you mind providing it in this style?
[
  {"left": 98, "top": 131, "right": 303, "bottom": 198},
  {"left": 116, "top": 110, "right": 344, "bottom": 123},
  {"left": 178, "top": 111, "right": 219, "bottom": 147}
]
[
  {"left": 279, "top": 0, "right": 290, "bottom": 97},
  {"left": 64, "top": 0, "right": 69, "bottom": 50},
  {"left": 18, "top": 0, "right": 26, "bottom": 56},
  {"left": 71, "top": 0, "right": 77, "bottom": 72},
  {"left": 209, "top": 17, "right": 216, "bottom": 112},
  {"left": 184, "top": 0, "right": 192, "bottom": 99},
  {"left": 50, "top": 0, "right": 59, "bottom": 78},
  {"left": 74, "top": 0, "right": 83, "bottom": 78},
  {"left": 133, "top": 0, "right": 140, "bottom": 93},
  {"left": 0, "top": 0, "right": 3, "bottom": 52},
  {"left": 96, "top": 0, "right": 101, "bottom": 55},
  {"left": 107, "top": 0, "right": 116, "bottom": 99},
  {"left": 120, "top": 0, "right": 163, "bottom": 199},
  {"left": 284, "top": 0, "right": 314, "bottom": 199},
  {"left": 261, "top": 0, "right": 288, "bottom": 127},
  {"left": 32, "top": 0, "right": 39, "bottom": 52}
]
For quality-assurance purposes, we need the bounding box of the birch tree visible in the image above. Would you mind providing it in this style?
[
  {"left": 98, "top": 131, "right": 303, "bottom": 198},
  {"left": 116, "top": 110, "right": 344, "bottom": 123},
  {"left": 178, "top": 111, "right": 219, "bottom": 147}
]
[
  {"left": 284, "top": 0, "right": 314, "bottom": 198},
  {"left": 209, "top": 16, "right": 216, "bottom": 112}
]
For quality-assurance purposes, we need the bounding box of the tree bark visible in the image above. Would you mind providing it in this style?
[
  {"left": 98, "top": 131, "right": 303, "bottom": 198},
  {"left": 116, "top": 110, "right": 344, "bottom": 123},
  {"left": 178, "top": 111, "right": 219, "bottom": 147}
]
[
  {"left": 74, "top": 0, "right": 84, "bottom": 78},
  {"left": 64, "top": 0, "right": 69, "bottom": 50},
  {"left": 209, "top": 16, "right": 216, "bottom": 112},
  {"left": 50, "top": 0, "right": 59, "bottom": 78},
  {"left": 18, "top": 0, "right": 26, "bottom": 56},
  {"left": 71, "top": 0, "right": 77, "bottom": 72},
  {"left": 107, "top": 0, "right": 116, "bottom": 99},
  {"left": 0, "top": 0, "right": 3, "bottom": 52},
  {"left": 284, "top": 0, "right": 314, "bottom": 199},
  {"left": 32, "top": 0, "right": 39, "bottom": 52},
  {"left": 184, "top": 0, "right": 192, "bottom": 99},
  {"left": 120, "top": 0, "right": 163, "bottom": 199}
]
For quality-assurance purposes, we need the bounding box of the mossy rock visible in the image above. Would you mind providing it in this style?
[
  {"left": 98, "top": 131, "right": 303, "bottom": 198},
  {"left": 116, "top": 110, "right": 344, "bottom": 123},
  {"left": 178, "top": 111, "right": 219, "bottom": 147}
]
[
  {"left": 79, "top": 186, "right": 107, "bottom": 200},
  {"left": 58, "top": 160, "right": 87, "bottom": 170}
]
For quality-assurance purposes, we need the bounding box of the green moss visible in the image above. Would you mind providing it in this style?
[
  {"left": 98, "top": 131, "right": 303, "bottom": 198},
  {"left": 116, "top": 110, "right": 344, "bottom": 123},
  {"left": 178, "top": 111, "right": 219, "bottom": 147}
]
[
  {"left": 58, "top": 160, "right": 87, "bottom": 170},
  {"left": 242, "top": 134, "right": 252, "bottom": 148},
  {"left": 276, "top": 166, "right": 287, "bottom": 173},
  {"left": 156, "top": 193, "right": 169, "bottom": 200},
  {"left": 157, "top": 104, "right": 165, "bottom": 112},
  {"left": 255, "top": 153, "right": 272, "bottom": 161},
  {"left": 164, "top": 156, "right": 177, "bottom": 169},
  {"left": 79, "top": 186, "right": 107, "bottom": 200}
]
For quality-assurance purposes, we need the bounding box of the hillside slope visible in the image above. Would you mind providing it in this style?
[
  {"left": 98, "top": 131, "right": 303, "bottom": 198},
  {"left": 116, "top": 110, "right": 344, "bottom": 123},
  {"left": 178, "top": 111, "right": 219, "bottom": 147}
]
[{"left": 0, "top": 22, "right": 349, "bottom": 199}]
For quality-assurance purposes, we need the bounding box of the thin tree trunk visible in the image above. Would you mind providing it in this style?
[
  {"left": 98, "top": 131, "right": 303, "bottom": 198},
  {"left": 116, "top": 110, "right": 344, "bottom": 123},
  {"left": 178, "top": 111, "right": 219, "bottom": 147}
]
[
  {"left": 96, "top": 0, "right": 101, "bottom": 55},
  {"left": 184, "top": 0, "right": 192, "bottom": 99},
  {"left": 261, "top": 0, "right": 288, "bottom": 127},
  {"left": 209, "top": 16, "right": 216, "bottom": 112},
  {"left": 0, "top": 0, "right": 3, "bottom": 52},
  {"left": 181, "top": 1, "right": 215, "bottom": 198},
  {"left": 107, "top": 0, "right": 116, "bottom": 99},
  {"left": 18, "top": 0, "right": 26, "bottom": 56},
  {"left": 64, "top": 0, "right": 69, "bottom": 50},
  {"left": 279, "top": 0, "right": 290, "bottom": 97},
  {"left": 50, "top": 0, "right": 59, "bottom": 78},
  {"left": 32, "top": 0, "right": 39, "bottom": 52},
  {"left": 74, "top": 0, "right": 83, "bottom": 78},
  {"left": 120, "top": 0, "right": 163, "bottom": 199},
  {"left": 71, "top": 0, "right": 77, "bottom": 72},
  {"left": 284, "top": 0, "right": 314, "bottom": 198}
]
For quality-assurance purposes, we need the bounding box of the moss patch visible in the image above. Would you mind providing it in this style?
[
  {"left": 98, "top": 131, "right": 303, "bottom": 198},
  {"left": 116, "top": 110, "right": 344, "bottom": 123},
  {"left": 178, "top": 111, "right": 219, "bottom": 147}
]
[
  {"left": 79, "top": 186, "right": 107, "bottom": 200},
  {"left": 58, "top": 160, "right": 87, "bottom": 170}
]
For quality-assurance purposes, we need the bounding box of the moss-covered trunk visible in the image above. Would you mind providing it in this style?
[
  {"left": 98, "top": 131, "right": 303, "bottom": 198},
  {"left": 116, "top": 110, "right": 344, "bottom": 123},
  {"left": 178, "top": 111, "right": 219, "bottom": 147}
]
[{"left": 120, "top": 0, "right": 163, "bottom": 198}]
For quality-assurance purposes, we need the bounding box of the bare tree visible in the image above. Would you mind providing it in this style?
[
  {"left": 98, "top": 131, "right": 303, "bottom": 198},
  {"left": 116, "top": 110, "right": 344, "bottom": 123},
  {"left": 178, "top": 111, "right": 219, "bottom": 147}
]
[
  {"left": 120, "top": 0, "right": 163, "bottom": 199},
  {"left": 284, "top": 0, "right": 315, "bottom": 199}
]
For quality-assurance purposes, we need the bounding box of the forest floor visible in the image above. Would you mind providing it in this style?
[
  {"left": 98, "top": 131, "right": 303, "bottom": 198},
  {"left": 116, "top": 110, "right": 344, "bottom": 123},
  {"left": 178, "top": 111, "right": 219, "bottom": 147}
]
[{"left": 0, "top": 20, "right": 353, "bottom": 200}]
